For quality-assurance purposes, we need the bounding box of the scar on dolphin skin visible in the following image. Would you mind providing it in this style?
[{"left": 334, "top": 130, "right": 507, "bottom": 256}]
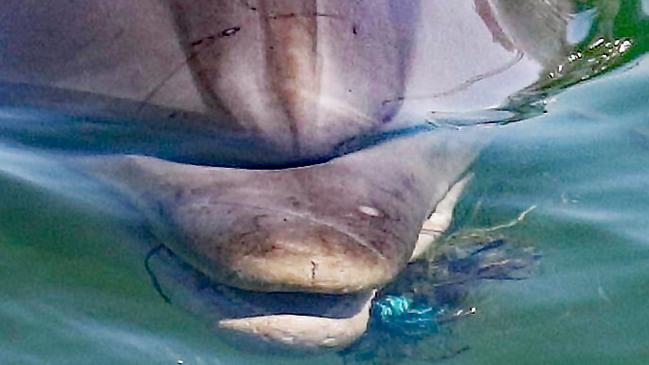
[
  {"left": 135, "top": 25, "right": 241, "bottom": 114},
  {"left": 189, "top": 26, "right": 242, "bottom": 47},
  {"left": 381, "top": 51, "right": 525, "bottom": 107},
  {"left": 237, "top": 0, "right": 343, "bottom": 20},
  {"left": 311, "top": 260, "right": 318, "bottom": 281}
]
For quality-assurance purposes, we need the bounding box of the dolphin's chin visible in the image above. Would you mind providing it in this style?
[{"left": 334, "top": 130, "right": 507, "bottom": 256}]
[{"left": 148, "top": 245, "right": 375, "bottom": 351}]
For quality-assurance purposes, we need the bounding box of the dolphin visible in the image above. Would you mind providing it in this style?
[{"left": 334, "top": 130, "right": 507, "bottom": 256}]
[{"left": 0, "top": 0, "right": 575, "bottom": 351}]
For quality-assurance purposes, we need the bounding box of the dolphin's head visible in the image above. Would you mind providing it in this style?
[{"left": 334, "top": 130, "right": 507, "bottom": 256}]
[
  {"left": 94, "top": 126, "right": 488, "bottom": 351},
  {"left": 137, "top": 158, "right": 419, "bottom": 294},
  {"left": 0, "top": 0, "right": 575, "bottom": 351},
  {"left": 98, "top": 129, "right": 468, "bottom": 350},
  {"left": 124, "top": 1, "right": 572, "bottom": 350}
]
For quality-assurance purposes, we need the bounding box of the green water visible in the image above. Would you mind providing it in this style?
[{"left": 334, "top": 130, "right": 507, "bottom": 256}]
[
  {"left": 444, "top": 59, "right": 649, "bottom": 365},
  {"left": 3, "top": 2, "right": 649, "bottom": 365}
]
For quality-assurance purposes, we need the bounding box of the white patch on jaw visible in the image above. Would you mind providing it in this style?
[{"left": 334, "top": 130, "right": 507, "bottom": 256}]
[{"left": 358, "top": 205, "right": 382, "bottom": 217}]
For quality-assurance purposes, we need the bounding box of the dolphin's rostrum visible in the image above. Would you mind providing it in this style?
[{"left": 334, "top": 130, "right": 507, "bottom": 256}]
[{"left": 0, "top": 0, "right": 575, "bottom": 351}]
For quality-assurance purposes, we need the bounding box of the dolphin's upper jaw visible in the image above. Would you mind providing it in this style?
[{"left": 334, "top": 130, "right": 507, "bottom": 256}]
[
  {"left": 209, "top": 213, "right": 394, "bottom": 293},
  {"left": 171, "top": 198, "right": 411, "bottom": 294},
  {"left": 103, "top": 153, "right": 431, "bottom": 294}
]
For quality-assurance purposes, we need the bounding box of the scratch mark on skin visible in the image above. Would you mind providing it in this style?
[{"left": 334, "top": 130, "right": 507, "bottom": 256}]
[
  {"left": 237, "top": 0, "right": 342, "bottom": 20},
  {"left": 190, "top": 26, "right": 241, "bottom": 47},
  {"left": 136, "top": 59, "right": 194, "bottom": 114},
  {"left": 237, "top": 2, "right": 339, "bottom": 18},
  {"left": 136, "top": 26, "right": 241, "bottom": 114},
  {"left": 381, "top": 51, "right": 525, "bottom": 106},
  {"left": 310, "top": 260, "right": 318, "bottom": 280},
  {"left": 267, "top": 12, "right": 342, "bottom": 20},
  {"left": 196, "top": 200, "right": 387, "bottom": 261},
  {"left": 233, "top": 214, "right": 272, "bottom": 258}
]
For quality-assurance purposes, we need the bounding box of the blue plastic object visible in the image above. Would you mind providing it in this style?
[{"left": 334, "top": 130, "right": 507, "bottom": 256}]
[{"left": 372, "top": 295, "right": 444, "bottom": 336}]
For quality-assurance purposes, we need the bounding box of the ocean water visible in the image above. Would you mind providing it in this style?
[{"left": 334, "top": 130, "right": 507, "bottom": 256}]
[
  {"left": 3, "top": 3, "right": 649, "bottom": 365},
  {"left": 443, "top": 58, "right": 649, "bottom": 365}
]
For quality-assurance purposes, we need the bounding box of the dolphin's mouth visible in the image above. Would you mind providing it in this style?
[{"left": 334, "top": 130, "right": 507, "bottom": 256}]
[
  {"left": 87, "top": 128, "right": 483, "bottom": 350},
  {"left": 147, "top": 245, "right": 375, "bottom": 350}
]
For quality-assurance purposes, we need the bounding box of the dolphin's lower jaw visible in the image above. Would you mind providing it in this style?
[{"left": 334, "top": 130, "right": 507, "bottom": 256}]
[
  {"left": 90, "top": 131, "right": 480, "bottom": 349},
  {"left": 201, "top": 216, "right": 395, "bottom": 293}
]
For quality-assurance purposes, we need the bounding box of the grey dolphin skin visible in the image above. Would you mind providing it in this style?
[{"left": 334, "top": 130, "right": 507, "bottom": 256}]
[{"left": 0, "top": 0, "right": 574, "bottom": 351}]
